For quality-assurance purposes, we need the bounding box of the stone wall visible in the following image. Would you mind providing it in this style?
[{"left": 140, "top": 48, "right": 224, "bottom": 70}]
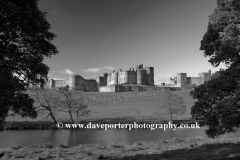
[
  {"left": 187, "top": 77, "right": 202, "bottom": 86},
  {"left": 171, "top": 70, "right": 213, "bottom": 89},
  {"left": 48, "top": 79, "right": 67, "bottom": 88},
  {"left": 54, "top": 80, "right": 68, "bottom": 88},
  {"left": 99, "top": 85, "right": 116, "bottom": 92},
  {"left": 198, "top": 70, "right": 211, "bottom": 84},
  {"left": 104, "top": 64, "right": 154, "bottom": 87},
  {"left": 98, "top": 73, "right": 108, "bottom": 87},
  {"left": 107, "top": 70, "right": 118, "bottom": 85},
  {"left": 127, "top": 70, "right": 137, "bottom": 84},
  {"left": 170, "top": 77, "right": 177, "bottom": 85},
  {"left": 145, "top": 66, "right": 154, "bottom": 86},
  {"left": 177, "top": 73, "right": 187, "bottom": 87},
  {"left": 99, "top": 84, "right": 156, "bottom": 92},
  {"left": 118, "top": 71, "right": 129, "bottom": 84},
  {"left": 47, "top": 75, "right": 98, "bottom": 91}
]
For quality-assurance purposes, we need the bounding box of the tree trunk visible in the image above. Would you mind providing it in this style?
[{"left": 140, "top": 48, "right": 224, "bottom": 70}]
[
  {"left": 69, "top": 109, "right": 74, "bottom": 123},
  {"left": 170, "top": 113, "right": 173, "bottom": 123},
  {"left": 48, "top": 109, "right": 57, "bottom": 124},
  {"left": 169, "top": 107, "right": 173, "bottom": 123}
]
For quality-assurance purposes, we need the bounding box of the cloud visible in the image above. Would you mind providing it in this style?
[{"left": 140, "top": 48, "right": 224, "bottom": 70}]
[
  {"left": 53, "top": 77, "right": 65, "bottom": 80},
  {"left": 103, "top": 66, "right": 115, "bottom": 70},
  {"left": 63, "top": 69, "right": 74, "bottom": 75},
  {"left": 52, "top": 69, "right": 74, "bottom": 75},
  {"left": 82, "top": 68, "right": 101, "bottom": 73}
]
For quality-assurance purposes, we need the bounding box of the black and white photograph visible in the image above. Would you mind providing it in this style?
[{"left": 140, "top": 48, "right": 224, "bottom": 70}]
[{"left": 1, "top": 0, "right": 240, "bottom": 159}]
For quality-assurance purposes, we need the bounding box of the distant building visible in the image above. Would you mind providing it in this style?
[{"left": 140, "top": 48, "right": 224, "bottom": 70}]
[
  {"left": 47, "top": 75, "right": 98, "bottom": 91},
  {"left": 97, "top": 64, "right": 154, "bottom": 87},
  {"left": 98, "top": 64, "right": 154, "bottom": 92},
  {"left": 169, "top": 70, "right": 214, "bottom": 88}
]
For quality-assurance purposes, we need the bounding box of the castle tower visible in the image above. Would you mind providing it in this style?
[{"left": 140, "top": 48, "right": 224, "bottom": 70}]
[
  {"left": 107, "top": 70, "right": 118, "bottom": 85},
  {"left": 177, "top": 73, "right": 187, "bottom": 88},
  {"left": 113, "top": 70, "right": 118, "bottom": 85},
  {"left": 145, "top": 66, "right": 154, "bottom": 86},
  {"left": 208, "top": 70, "right": 211, "bottom": 80},
  {"left": 136, "top": 64, "right": 143, "bottom": 70},
  {"left": 137, "top": 70, "right": 142, "bottom": 85},
  {"left": 69, "top": 75, "right": 75, "bottom": 89},
  {"left": 48, "top": 79, "right": 55, "bottom": 88},
  {"left": 98, "top": 73, "right": 108, "bottom": 87},
  {"left": 137, "top": 69, "right": 147, "bottom": 85}
]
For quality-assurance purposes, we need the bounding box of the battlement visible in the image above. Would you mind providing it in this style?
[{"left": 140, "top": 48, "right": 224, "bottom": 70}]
[
  {"left": 98, "top": 64, "right": 154, "bottom": 89},
  {"left": 170, "top": 70, "right": 213, "bottom": 88}
]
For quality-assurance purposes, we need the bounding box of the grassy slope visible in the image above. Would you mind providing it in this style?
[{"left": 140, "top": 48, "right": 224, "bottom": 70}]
[
  {"left": 1, "top": 137, "right": 240, "bottom": 160},
  {"left": 6, "top": 90, "right": 196, "bottom": 123},
  {"left": 3, "top": 90, "right": 240, "bottom": 159}
]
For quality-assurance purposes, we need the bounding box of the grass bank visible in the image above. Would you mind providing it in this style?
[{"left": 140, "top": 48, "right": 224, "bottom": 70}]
[
  {"left": 5, "top": 90, "right": 197, "bottom": 130},
  {"left": 1, "top": 137, "right": 240, "bottom": 159}
]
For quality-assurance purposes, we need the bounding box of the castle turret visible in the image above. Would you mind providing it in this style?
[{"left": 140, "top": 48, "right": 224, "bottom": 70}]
[
  {"left": 48, "top": 79, "right": 55, "bottom": 88},
  {"left": 208, "top": 70, "right": 211, "bottom": 80},
  {"left": 136, "top": 64, "right": 143, "bottom": 70},
  {"left": 107, "top": 70, "right": 118, "bottom": 85},
  {"left": 177, "top": 73, "right": 187, "bottom": 88}
]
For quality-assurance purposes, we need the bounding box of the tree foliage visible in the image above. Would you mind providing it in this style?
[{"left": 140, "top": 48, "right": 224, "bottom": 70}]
[
  {"left": 0, "top": 0, "right": 58, "bottom": 129},
  {"left": 59, "top": 87, "right": 91, "bottom": 123},
  {"left": 131, "top": 102, "right": 145, "bottom": 124},
  {"left": 160, "top": 91, "right": 186, "bottom": 122},
  {"left": 31, "top": 89, "right": 59, "bottom": 123},
  {"left": 191, "top": 0, "right": 240, "bottom": 138},
  {"left": 185, "top": 84, "right": 197, "bottom": 90}
]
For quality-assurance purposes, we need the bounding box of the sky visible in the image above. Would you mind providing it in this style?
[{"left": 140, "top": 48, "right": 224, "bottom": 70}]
[{"left": 38, "top": 0, "right": 226, "bottom": 85}]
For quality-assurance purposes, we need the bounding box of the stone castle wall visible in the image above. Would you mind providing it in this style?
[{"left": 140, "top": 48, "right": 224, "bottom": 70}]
[
  {"left": 48, "top": 75, "right": 98, "bottom": 91},
  {"left": 177, "top": 73, "right": 187, "bottom": 87},
  {"left": 187, "top": 77, "right": 202, "bottom": 86},
  {"left": 172, "top": 70, "right": 213, "bottom": 88},
  {"left": 69, "top": 75, "right": 98, "bottom": 91},
  {"left": 199, "top": 72, "right": 211, "bottom": 83},
  {"left": 98, "top": 73, "right": 108, "bottom": 87},
  {"left": 99, "top": 64, "right": 154, "bottom": 87}
]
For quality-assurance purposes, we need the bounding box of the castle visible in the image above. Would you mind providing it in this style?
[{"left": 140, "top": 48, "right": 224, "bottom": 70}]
[
  {"left": 47, "top": 75, "right": 98, "bottom": 92},
  {"left": 45, "top": 64, "right": 154, "bottom": 92},
  {"left": 38, "top": 64, "right": 215, "bottom": 92},
  {"left": 97, "top": 64, "right": 154, "bottom": 92},
  {"left": 169, "top": 70, "right": 212, "bottom": 88}
]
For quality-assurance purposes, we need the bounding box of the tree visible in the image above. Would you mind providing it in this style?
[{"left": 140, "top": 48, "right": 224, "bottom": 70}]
[
  {"left": 130, "top": 102, "right": 145, "bottom": 124},
  {"left": 59, "top": 88, "right": 91, "bottom": 123},
  {"left": 30, "top": 89, "right": 59, "bottom": 123},
  {"left": 153, "top": 101, "right": 165, "bottom": 124},
  {"left": 191, "top": 0, "right": 240, "bottom": 138},
  {"left": 160, "top": 91, "right": 186, "bottom": 122},
  {"left": 185, "top": 84, "right": 197, "bottom": 90},
  {"left": 0, "top": 0, "right": 58, "bottom": 129}
]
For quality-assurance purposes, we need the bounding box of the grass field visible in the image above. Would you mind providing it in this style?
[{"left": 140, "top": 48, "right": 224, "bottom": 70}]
[
  {"left": 6, "top": 90, "right": 197, "bottom": 123},
  {"left": 1, "top": 137, "right": 240, "bottom": 159}
]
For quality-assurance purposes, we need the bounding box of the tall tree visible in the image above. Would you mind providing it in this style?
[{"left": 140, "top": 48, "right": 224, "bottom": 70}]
[
  {"left": 0, "top": 0, "right": 58, "bottom": 129},
  {"left": 30, "top": 89, "right": 59, "bottom": 123},
  {"left": 191, "top": 0, "right": 240, "bottom": 138},
  {"left": 160, "top": 91, "right": 186, "bottom": 122},
  {"left": 58, "top": 87, "right": 91, "bottom": 123}
]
